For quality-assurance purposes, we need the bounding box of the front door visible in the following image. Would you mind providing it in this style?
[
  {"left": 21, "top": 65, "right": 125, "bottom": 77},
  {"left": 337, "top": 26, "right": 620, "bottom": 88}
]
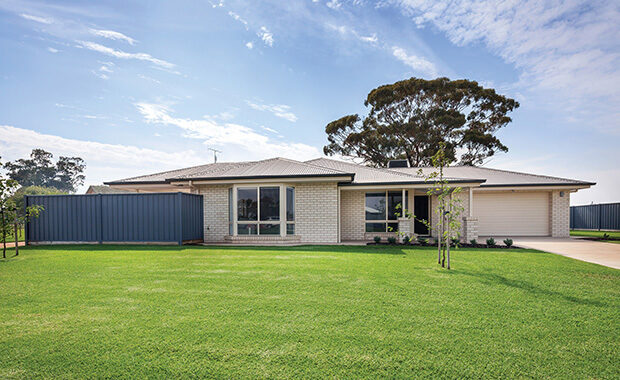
[{"left": 414, "top": 195, "right": 429, "bottom": 235}]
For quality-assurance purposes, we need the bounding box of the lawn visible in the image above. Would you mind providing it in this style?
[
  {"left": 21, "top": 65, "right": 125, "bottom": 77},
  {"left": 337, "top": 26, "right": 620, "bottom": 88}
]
[
  {"left": 1, "top": 245, "right": 618, "bottom": 379},
  {"left": 571, "top": 229, "right": 620, "bottom": 243}
]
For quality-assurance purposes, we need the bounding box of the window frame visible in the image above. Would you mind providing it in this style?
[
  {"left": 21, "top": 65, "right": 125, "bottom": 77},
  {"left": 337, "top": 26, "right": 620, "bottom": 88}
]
[
  {"left": 231, "top": 184, "right": 295, "bottom": 237},
  {"left": 364, "top": 190, "right": 408, "bottom": 233}
]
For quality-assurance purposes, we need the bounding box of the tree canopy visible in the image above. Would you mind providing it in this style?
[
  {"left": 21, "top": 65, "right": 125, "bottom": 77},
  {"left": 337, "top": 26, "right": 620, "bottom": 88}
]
[
  {"left": 3, "top": 149, "right": 85, "bottom": 192},
  {"left": 323, "top": 77, "right": 519, "bottom": 167}
]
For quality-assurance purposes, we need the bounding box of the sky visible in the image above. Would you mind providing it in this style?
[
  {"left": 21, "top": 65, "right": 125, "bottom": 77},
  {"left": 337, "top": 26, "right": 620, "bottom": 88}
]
[{"left": 0, "top": 0, "right": 618, "bottom": 205}]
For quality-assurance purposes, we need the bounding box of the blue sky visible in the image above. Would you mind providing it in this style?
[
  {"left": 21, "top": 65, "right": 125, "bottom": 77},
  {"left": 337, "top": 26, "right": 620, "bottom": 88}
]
[{"left": 0, "top": 0, "right": 618, "bottom": 204}]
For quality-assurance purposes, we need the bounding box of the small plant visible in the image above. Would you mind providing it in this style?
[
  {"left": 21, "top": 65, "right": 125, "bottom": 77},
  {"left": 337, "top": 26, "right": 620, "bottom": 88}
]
[
  {"left": 402, "top": 235, "right": 411, "bottom": 244},
  {"left": 418, "top": 237, "right": 428, "bottom": 245},
  {"left": 486, "top": 237, "right": 495, "bottom": 246},
  {"left": 602, "top": 233, "right": 610, "bottom": 239},
  {"left": 503, "top": 238, "right": 513, "bottom": 247},
  {"left": 374, "top": 236, "right": 381, "bottom": 244},
  {"left": 451, "top": 237, "right": 460, "bottom": 247},
  {"left": 387, "top": 236, "right": 397, "bottom": 244},
  {"left": 470, "top": 239, "right": 477, "bottom": 245}
]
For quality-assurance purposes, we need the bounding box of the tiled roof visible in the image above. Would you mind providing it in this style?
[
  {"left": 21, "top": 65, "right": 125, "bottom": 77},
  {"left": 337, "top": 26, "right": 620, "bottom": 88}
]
[
  {"left": 391, "top": 166, "right": 594, "bottom": 187},
  {"left": 85, "top": 185, "right": 135, "bottom": 194},
  {"left": 106, "top": 157, "right": 352, "bottom": 184},
  {"left": 305, "top": 158, "right": 481, "bottom": 185}
]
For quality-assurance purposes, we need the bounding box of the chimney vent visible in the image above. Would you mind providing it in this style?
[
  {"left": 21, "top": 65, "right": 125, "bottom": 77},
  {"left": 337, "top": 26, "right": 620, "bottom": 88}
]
[{"left": 387, "top": 159, "right": 409, "bottom": 168}]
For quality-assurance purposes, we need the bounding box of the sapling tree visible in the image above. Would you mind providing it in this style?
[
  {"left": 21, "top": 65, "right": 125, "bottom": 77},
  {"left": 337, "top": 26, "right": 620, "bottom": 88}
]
[
  {"left": 9, "top": 202, "right": 44, "bottom": 256},
  {"left": 0, "top": 159, "right": 19, "bottom": 258}
]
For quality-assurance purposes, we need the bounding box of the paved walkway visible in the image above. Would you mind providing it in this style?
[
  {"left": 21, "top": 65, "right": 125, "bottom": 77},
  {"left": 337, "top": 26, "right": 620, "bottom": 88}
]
[{"left": 513, "top": 237, "right": 620, "bottom": 269}]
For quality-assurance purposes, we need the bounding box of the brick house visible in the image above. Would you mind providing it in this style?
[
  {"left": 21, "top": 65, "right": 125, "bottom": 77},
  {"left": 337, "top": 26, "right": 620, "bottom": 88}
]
[{"left": 105, "top": 157, "right": 594, "bottom": 244}]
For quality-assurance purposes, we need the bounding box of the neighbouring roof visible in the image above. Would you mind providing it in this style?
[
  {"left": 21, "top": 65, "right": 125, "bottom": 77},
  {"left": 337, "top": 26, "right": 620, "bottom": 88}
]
[
  {"left": 105, "top": 157, "right": 353, "bottom": 185},
  {"left": 390, "top": 166, "right": 595, "bottom": 187},
  {"left": 305, "top": 158, "right": 483, "bottom": 185},
  {"left": 85, "top": 185, "right": 135, "bottom": 194}
]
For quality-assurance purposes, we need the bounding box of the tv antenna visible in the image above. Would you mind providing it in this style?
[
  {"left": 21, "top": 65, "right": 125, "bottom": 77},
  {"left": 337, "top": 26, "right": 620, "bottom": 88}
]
[{"left": 208, "top": 148, "right": 222, "bottom": 163}]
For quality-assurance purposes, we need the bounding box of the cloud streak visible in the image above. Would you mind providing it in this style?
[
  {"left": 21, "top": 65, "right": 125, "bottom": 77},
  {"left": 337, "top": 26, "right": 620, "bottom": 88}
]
[
  {"left": 246, "top": 101, "right": 298, "bottom": 122},
  {"left": 77, "top": 40, "right": 175, "bottom": 68},
  {"left": 135, "top": 103, "right": 317, "bottom": 160},
  {"left": 89, "top": 28, "right": 137, "bottom": 45},
  {"left": 392, "top": 46, "right": 438, "bottom": 77},
  {"left": 20, "top": 13, "right": 53, "bottom": 24}
]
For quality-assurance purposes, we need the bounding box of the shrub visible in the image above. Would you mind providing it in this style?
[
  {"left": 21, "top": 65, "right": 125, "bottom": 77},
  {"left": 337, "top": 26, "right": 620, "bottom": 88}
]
[
  {"left": 486, "top": 237, "right": 496, "bottom": 246},
  {"left": 418, "top": 237, "right": 428, "bottom": 245},
  {"left": 451, "top": 237, "right": 460, "bottom": 246},
  {"left": 402, "top": 235, "right": 411, "bottom": 244},
  {"left": 387, "top": 236, "right": 397, "bottom": 244},
  {"left": 374, "top": 236, "right": 381, "bottom": 244},
  {"left": 503, "top": 238, "right": 513, "bottom": 247},
  {"left": 603, "top": 233, "right": 610, "bottom": 239},
  {"left": 470, "top": 239, "right": 477, "bottom": 245}
]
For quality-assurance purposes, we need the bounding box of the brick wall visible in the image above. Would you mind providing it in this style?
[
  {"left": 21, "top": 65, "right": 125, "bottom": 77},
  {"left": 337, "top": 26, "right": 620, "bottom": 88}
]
[
  {"left": 200, "top": 185, "right": 229, "bottom": 242},
  {"left": 551, "top": 190, "right": 570, "bottom": 237},
  {"left": 296, "top": 182, "right": 339, "bottom": 243},
  {"left": 340, "top": 190, "right": 365, "bottom": 241}
]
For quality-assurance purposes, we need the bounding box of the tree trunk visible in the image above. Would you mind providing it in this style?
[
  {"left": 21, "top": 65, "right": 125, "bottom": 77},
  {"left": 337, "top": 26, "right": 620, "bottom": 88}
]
[
  {"left": 437, "top": 212, "right": 442, "bottom": 265},
  {"left": 14, "top": 220, "right": 19, "bottom": 256},
  {"left": 1, "top": 207, "right": 5, "bottom": 259},
  {"left": 446, "top": 230, "right": 451, "bottom": 270}
]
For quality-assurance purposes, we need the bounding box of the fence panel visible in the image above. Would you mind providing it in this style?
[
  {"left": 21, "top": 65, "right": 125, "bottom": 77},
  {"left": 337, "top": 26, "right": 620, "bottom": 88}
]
[
  {"left": 26, "top": 193, "right": 203, "bottom": 245},
  {"left": 570, "top": 203, "right": 620, "bottom": 230}
]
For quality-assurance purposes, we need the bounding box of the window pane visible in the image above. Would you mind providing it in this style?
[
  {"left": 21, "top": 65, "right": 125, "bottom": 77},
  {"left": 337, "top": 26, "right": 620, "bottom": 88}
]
[
  {"left": 388, "top": 222, "right": 399, "bottom": 232},
  {"left": 366, "top": 222, "right": 386, "bottom": 232},
  {"left": 260, "top": 187, "right": 280, "bottom": 221},
  {"left": 259, "top": 223, "right": 280, "bottom": 235},
  {"left": 286, "top": 187, "right": 295, "bottom": 221},
  {"left": 237, "top": 188, "right": 257, "bottom": 221},
  {"left": 388, "top": 191, "right": 403, "bottom": 220},
  {"left": 237, "top": 223, "right": 258, "bottom": 235},
  {"left": 286, "top": 223, "right": 295, "bottom": 235},
  {"left": 365, "top": 192, "right": 386, "bottom": 220}
]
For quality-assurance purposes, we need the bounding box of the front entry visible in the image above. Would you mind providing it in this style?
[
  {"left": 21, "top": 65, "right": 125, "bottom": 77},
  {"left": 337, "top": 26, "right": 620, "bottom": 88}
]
[{"left": 414, "top": 195, "right": 429, "bottom": 235}]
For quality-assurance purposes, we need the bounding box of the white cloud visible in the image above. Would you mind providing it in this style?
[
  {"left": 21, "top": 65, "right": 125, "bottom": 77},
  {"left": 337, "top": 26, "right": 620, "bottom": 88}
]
[
  {"left": 20, "top": 13, "right": 53, "bottom": 24},
  {"left": 0, "top": 125, "right": 205, "bottom": 189},
  {"left": 326, "top": 0, "right": 342, "bottom": 9},
  {"left": 47, "top": 47, "right": 59, "bottom": 53},
  {"left": 258, "top": 26, "right": 274, "bottom": 47},
  {"left": 359, "top": 33, "right": 378, "bottom": 43},
  {"left": 89, "top": 28, "right": 138, "bottom": 45},
  {"left": 246, "top": 101, "right": 298, "bottom": 122},
  {"left": 135, "top": 103, "right": 318, "bottom": 160},
  {"left": 392, "top": 46, "right": 438, "bottom": 77},
  {"left": 228, "top": 11, "right": 248, "bottom": 29},
  {"left": 390, "top": 0, "right": 620, "bottom": 131},
  {"left": 245, "top": 41, "right": 253, "bottom": 49},
  {"left": 77, "top": 40, "right": 175, "bottom": 69},
  {"left": 260, "top": 126, "right": 279, "bottom": 134}
]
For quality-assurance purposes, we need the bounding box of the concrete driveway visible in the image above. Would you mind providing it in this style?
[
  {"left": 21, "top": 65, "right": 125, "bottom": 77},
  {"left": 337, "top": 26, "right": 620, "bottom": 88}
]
[{"left": 513, "top": 237, "right": 620, "bottom": 269}]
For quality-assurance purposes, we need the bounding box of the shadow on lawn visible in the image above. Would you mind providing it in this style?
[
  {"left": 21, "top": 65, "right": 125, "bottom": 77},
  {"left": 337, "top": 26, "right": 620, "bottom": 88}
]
[{"left": 454, "top": 270, "right": 606, "bottom": 307}]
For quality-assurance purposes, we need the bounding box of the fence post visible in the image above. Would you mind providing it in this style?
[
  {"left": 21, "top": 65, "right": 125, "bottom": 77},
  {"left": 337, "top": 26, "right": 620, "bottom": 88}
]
[
  {"left": 98, "top": 194, "right": 103, "bottom": 244},
  {"left": 24, "top": 195, "right": 29, "bottom": 246},
  {"left": 177, "top": 193, "right": 183, "bottom": 246}
]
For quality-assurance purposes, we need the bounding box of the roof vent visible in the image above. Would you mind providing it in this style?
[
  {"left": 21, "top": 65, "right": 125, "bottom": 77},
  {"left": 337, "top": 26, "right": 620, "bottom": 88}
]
[{"left": 387, "top": 159, "right": 409, "bottom": 168}]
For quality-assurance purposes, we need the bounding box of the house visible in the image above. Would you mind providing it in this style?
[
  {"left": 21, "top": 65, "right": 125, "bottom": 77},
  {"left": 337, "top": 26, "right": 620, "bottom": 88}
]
[
  {"left": 85, "top": 185, "right": 135, "bottom": 194},
  {"left": 104, "top": 157, "right": 594, "bottom": 244}
]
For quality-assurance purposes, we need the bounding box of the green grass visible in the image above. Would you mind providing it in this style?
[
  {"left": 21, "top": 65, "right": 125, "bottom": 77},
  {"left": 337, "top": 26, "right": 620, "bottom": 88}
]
[
  {"left": 571, "top": 229, "right": 620, "bottom": 244},
  {"left": 1, "top": 245, "right": 618, "bottom": 379}
]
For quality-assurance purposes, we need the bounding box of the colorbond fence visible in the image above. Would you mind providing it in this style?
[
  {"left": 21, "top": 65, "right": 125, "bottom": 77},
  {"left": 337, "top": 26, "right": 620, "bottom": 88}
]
[
  {"left": 25, "top": 193, "right": 204, "bottom": 245},
  {"left": 570, "top": 202, "right": 620, "bottom": 231}
]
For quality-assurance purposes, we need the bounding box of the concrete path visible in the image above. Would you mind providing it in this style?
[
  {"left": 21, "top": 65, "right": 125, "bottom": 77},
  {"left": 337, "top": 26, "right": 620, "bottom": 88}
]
[{"left": 513, "top": 237, "right": 620, "bottom": 269}]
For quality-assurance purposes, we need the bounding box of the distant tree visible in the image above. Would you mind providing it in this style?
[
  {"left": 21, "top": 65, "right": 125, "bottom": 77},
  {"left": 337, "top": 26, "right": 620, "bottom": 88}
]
[
  {"left": 324, "top": 77, "right": 519, "bottom": 167},
  {"left": 8, "top": 186, "right": 66, "bottom": 212},
  {"left": 4, "top": 149, "right": 85, "bottom": 192}
]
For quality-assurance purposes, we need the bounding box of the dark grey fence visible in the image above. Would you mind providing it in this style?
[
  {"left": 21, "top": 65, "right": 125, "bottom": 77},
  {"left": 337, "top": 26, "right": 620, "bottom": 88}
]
[
  {"left": 25, "top": 193, "right": 203, "bottom": 245},
  {"left": 570, "top": 202, "right": 620, "bottom": 231}
]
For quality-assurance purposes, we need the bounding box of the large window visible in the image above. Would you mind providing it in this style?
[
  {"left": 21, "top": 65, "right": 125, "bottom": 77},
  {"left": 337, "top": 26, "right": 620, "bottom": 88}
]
[
  {"left": 234, "top": 185, "right": 294, "bottom": 236},
  {"left": 365, "top": 191, "right": 408, "bottom": 233}
]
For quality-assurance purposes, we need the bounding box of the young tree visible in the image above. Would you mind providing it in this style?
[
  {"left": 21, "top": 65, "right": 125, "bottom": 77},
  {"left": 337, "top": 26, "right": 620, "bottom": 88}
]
[
  {"left": 324, "top": 77, "right": 519, "bottom": 167},
  {"left": 8, "top": 202, "right": 44, "bottom": 256},
  {"left": 4, "top": 149, "right": 86, "bottom": 192},
  {"left": 0, "top": 158, "right": 19, "bottom": 258}
]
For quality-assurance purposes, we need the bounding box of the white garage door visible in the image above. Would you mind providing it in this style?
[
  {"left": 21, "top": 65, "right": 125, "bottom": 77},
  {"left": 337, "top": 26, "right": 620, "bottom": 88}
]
[{"left": 474, "top": 192, "right": 550, "bottom": 236}]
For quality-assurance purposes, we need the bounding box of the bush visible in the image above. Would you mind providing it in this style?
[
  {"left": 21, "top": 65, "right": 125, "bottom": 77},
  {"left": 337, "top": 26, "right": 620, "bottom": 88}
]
[
  {"left": 470, "top": 239, "right": 477, "bottom": 245},
  {"left": 603, "top": 233, "right": 610, "bottom": 239},
  {"left": 402, "top": 235, "right": 411, "bottom": 244},
  {"left": 451, "top": 237, "right": 460, "bottom": 246},
  {"left": 418, "top": 237, "right": 428, "bottom": 245},
  {"left": 486, "top": 237, "right": 496, "bottom": 246},
  {"left": 387, "top": 236, "right": 397, "bottom": 244},
  {"left": 503, "top": 238, "right": 513, "bottom": 247},
  {"left": 374, "top": 236, "right": 381, "bottom": 243}
]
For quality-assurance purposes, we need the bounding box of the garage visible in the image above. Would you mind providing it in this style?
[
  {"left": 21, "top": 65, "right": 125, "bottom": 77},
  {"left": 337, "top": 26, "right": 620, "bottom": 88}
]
[{"left": 474, "top": 191, "right": 550, "bottom": 236}]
